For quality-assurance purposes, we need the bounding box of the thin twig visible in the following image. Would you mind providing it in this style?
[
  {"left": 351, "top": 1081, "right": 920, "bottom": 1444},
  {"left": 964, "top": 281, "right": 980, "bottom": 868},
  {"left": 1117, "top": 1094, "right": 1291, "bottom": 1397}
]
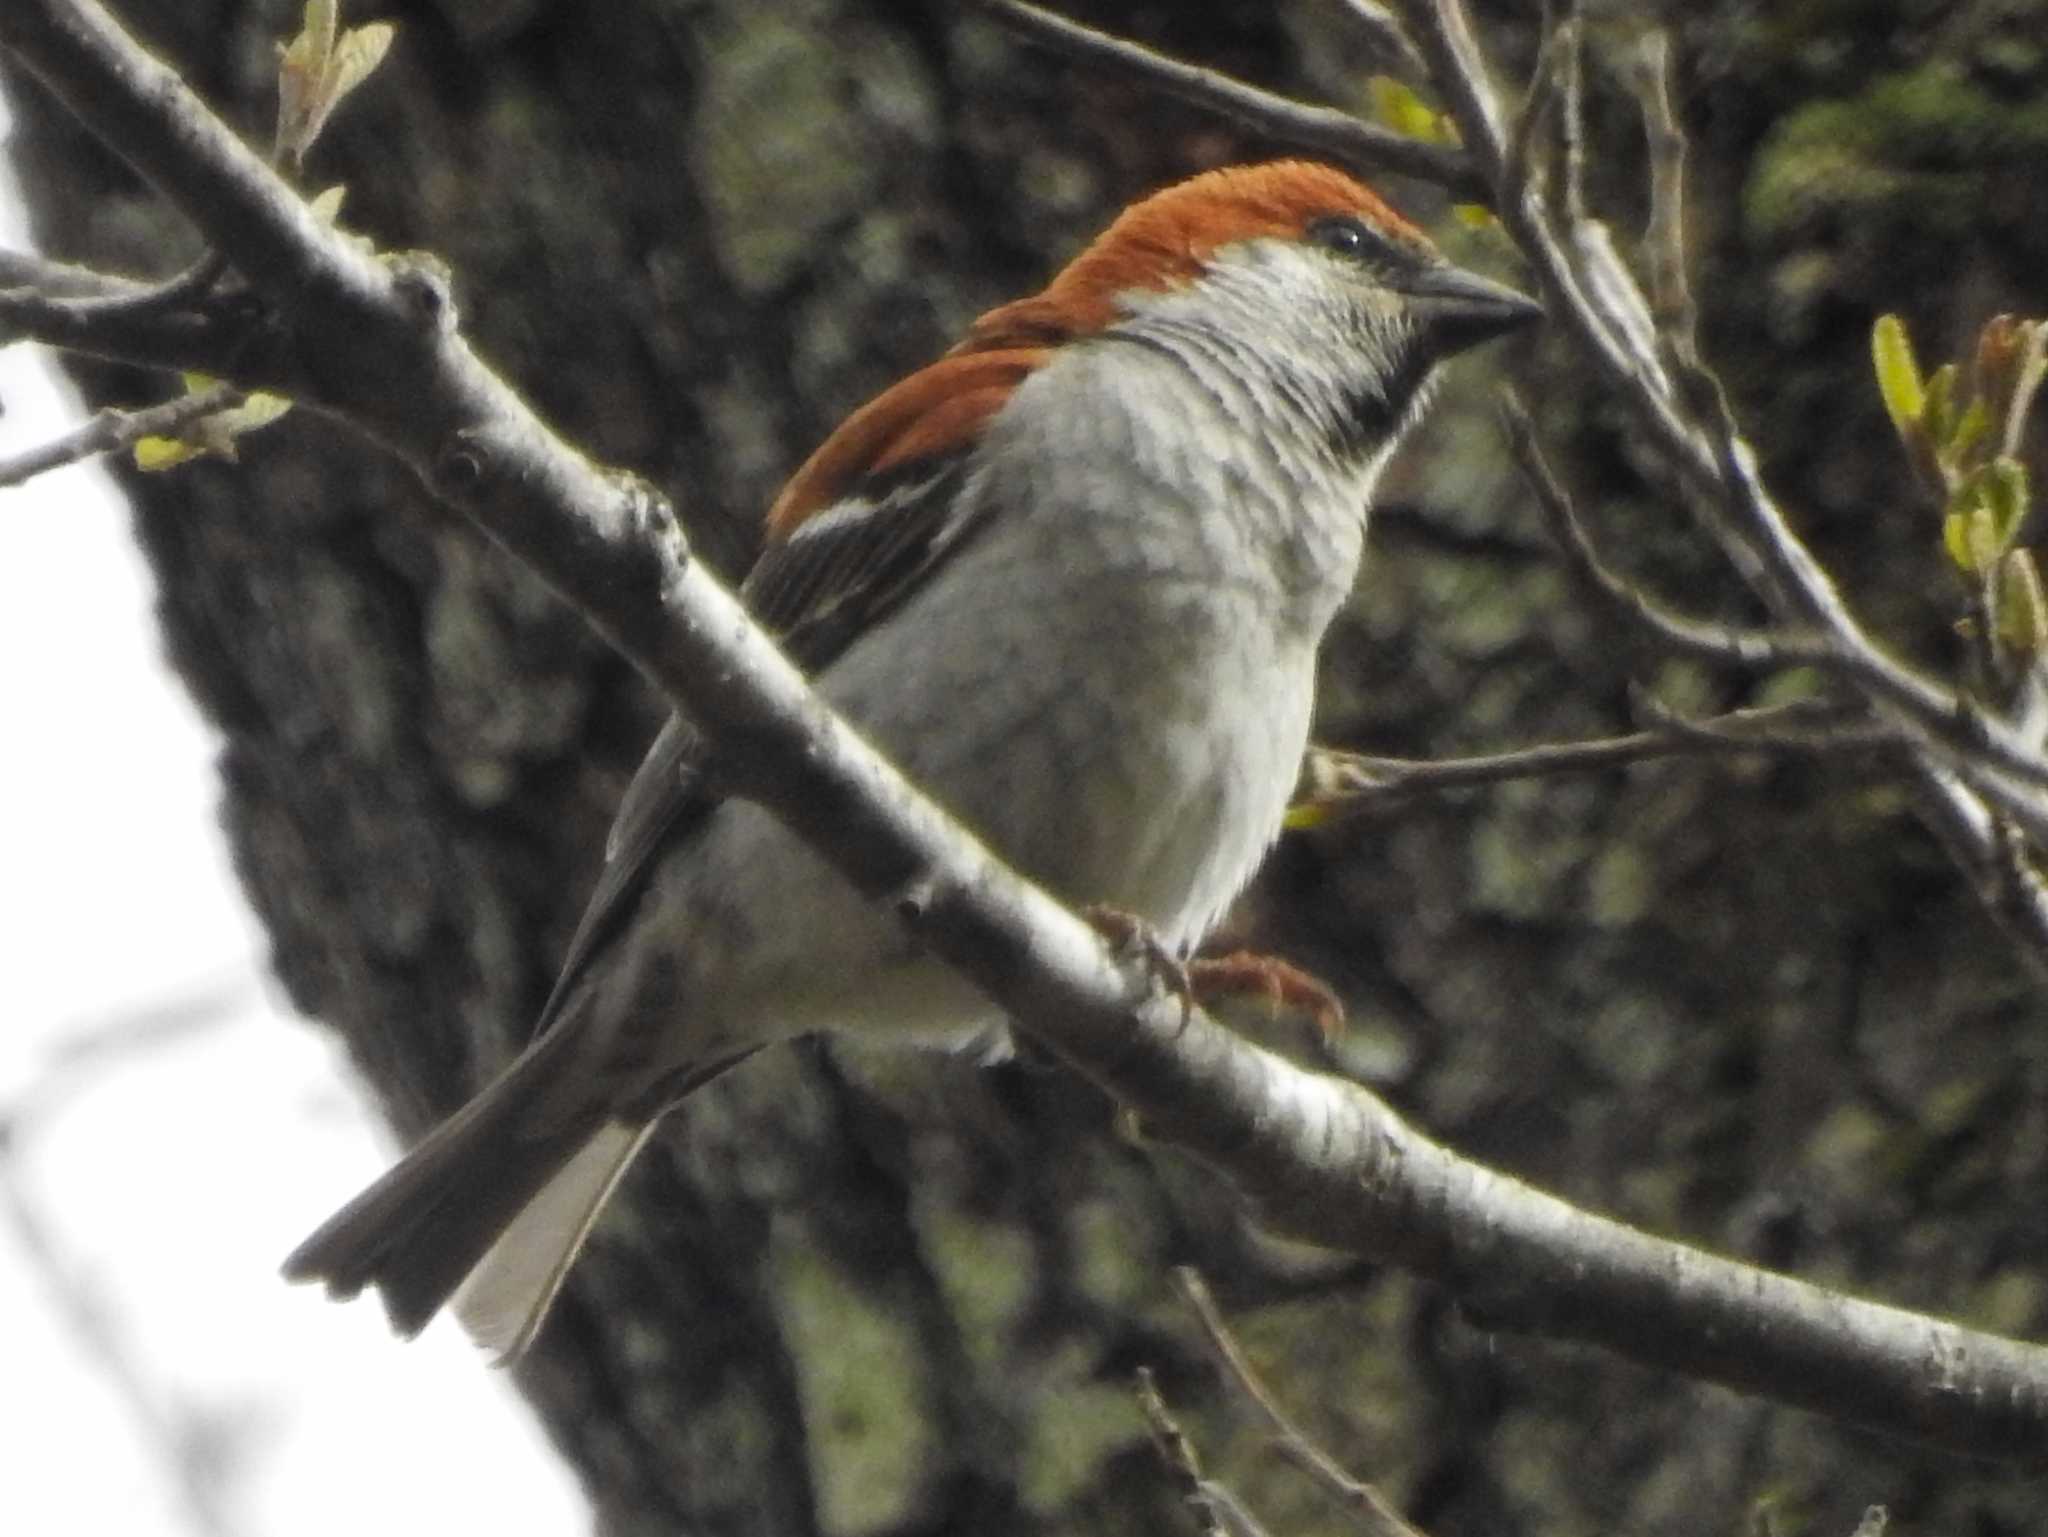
[
  {"left": 1335, "top": 1, "right": 1429, "bottom": 77},
  {"left": 1502, "top": 6, "right": 1567, "bottom": 217},
  {"left": 0, "top": 381, "right": 241, "bottom": 490},
  {"left": 1506, "top": 390, "right": 2048, "bottom": 836},
  {"left": 1504, "top": 392, "right": 1838, "bottom": 672},
  {"left": 1176, "top": 1270, "right": 1428, "bottom": 1537},
  {"left": 1399, "top": 0, "right": 2048, "bottom": 962},
  {"left": 981, "top": 0, "right": 1483, "bottom": 198},
  {"left": 1671, "top": 354, "right": 2048, "bottom": 828},
  {"left": 0, "top": 276, "right": 271, "bottom": 381},
  {"left": 0, "top": 247, "right": 155, "bottom": 300},
  {"left": 52, "top": 248, "right": 230, "bottom": 323},
  {"left": 1555, "top": 0, "right": 1586, "bottom": 225},
  {"left": 1134, "top": 1367, "right": 1241, "bottom": 1537},
  {"left": 1624, "top": 30, "right": 1695, "bottom": 347},
  {"left": 1298, "top": 700, "right": 1893, "bottom": 817}
]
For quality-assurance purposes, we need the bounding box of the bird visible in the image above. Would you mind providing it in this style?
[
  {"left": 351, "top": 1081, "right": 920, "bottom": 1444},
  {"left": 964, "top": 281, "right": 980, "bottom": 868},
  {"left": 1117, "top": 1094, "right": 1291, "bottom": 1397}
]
[{"left": 283, "top": 159, "right": 1541, "bottom": 1359}]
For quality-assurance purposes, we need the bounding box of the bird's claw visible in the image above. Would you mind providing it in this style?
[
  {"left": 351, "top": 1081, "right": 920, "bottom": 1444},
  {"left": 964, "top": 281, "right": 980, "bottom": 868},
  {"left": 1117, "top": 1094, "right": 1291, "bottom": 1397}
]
[
  {"left": 1083, "top": 909, "right": 1345, "bottom": 1046},
  {"left": 1084, "top": 904, "right": 1196, "bottom": 1024},
  {"left": 1185, "top": 950, "right": 1347, "bottom": 1044}
]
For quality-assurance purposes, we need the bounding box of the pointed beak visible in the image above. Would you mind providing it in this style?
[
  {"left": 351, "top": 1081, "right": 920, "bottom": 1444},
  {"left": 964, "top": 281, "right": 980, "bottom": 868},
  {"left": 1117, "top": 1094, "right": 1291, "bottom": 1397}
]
[{"left": 1402, "top": 263, "right": 1543, "bottom": 354}]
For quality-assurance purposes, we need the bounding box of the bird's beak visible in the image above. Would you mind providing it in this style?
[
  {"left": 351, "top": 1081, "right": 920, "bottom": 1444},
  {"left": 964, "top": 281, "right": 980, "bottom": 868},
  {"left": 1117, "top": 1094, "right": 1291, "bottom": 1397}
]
[{"left": 1402, "top": 264, "right": 1544, "bottom": 355}]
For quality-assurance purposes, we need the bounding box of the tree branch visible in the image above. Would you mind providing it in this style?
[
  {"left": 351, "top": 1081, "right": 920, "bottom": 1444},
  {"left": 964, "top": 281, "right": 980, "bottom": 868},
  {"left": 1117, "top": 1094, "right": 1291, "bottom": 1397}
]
[
  {"left": 0, "top": 379, "right": 239, "bottom": 488},
  {"left": 1177, "top": 1269, "right": 1427, "bottom": 1537},
  {"left": 8, "top": 0, "right": 2048, "bottom": 1469},
  {"left": 0, "top": 272, "right": 270, "bottom": 379},
  {"left": 1296, "top": 700, "right": 1894, "bottom": 820},
  {"left": 1134, "top": 1367, "right": 1258, "bottom": 1537},
  {"left": 1, "top": 246, "right": 153, "bottom": 298},
  {"left": 981, "top": 0, "right": 1483, "bottom": 199},
  {"left": 1396, "top": 0, "right": 2048, "bottom": 840}
]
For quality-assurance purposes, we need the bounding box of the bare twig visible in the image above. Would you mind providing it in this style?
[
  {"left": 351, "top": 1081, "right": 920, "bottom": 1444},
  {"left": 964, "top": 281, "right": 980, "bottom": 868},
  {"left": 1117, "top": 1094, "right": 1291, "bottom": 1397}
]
[
  {"left": 1297, "top": 700, "right": 1893, "bottom": 817},
  {"left": 51, "top": 248, "right": 231, "bottom": 322},
  {"left": 0, "top": 380, "right": 240, "bottom": 489},
  {"left": 1134, "top": 1367, "right": 1252, "bottom": 1537},
  {"left": 1623, "top": 30, "right": 1695, "bottom": 347},
  {"left": 1554, "top": 0, "right": 1587, "bottom": 225},
  {"left": 1177, "top": 1270, "right": 1428, "bottom": 1537},
  {"left": 0, "top": 247, "right": 155, "bottom": 300},
  {"left": 1502, "top": 5, "right": 1568, "bottom": 216},
  {"left": 1619, "top": 691, "right": 1867, "bottom": 754},
  {"left": 981, "top": 0, "right": 1483, "bottom": 199},
  {"left": 1506, "top": 390, "right": 2048, "bottom": 843},
  {"left": 1673, "top": 354, "right": 2048, "bottom": 827},
  {"left": 1505, "top": 392, "right": 1846, "bottom": 672},
  {"left": 1335, "top": 1, "right": 1430, "bottom": 77},
  {"left": 0, "top": 275, "right": 277, "bottom": 381},
  {"left": 1396, "top": 0, "right": 2048, "bottom": 968}
]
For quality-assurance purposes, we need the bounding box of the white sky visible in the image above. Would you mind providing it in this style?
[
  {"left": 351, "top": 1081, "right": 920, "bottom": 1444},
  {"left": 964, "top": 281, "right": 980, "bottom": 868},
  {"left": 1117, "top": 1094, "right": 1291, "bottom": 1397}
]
[{"left": 0, "top": 104, "right": 589, "bottom": 1536}]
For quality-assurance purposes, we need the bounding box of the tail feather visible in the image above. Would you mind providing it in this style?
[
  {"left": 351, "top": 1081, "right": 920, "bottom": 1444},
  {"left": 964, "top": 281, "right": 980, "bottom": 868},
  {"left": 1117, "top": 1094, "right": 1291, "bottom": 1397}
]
[
  {"left": 281, "top": 1028, "right": 624, "bottom": 1349},
  {"left": 287, "top": 1019, "right": 765, "bottom": 1356},
  {"left": 453, "top": 1121, "right": 653, "bottom": 1360}
]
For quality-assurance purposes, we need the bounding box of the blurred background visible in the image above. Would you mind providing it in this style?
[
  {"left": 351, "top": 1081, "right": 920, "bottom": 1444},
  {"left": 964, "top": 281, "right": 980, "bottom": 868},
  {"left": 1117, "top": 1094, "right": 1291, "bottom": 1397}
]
[{"left": 5, "top": 3, "right": 2047, "bottom": 1534}]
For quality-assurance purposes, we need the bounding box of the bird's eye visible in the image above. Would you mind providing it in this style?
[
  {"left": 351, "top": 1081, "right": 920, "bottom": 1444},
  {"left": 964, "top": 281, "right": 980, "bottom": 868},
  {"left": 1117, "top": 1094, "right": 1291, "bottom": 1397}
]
[{"left": 1308, "top": 216, "right": 1379, "bottom": 261}]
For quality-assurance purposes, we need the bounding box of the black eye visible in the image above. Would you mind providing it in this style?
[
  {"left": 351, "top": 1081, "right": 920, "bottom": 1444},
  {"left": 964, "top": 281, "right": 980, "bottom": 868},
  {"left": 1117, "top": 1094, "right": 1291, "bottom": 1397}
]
[{"left": 1308, "top": 216, "right": 1379, "bottom": 260}]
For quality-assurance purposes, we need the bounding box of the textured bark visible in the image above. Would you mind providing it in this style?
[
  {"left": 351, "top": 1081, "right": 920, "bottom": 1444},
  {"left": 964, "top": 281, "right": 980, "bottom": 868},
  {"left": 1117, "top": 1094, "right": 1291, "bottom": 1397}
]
[{"left": 10, "top": 2, "right": 2048, "bottom": 1534}]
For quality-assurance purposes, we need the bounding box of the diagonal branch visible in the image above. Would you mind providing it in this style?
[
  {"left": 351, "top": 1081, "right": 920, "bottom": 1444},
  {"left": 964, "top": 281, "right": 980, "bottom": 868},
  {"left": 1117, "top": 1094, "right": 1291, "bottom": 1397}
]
[
  {"left": 982, "top": 0, "right": 1483, "bottom": 199},
  {"left": 1177, "top": 1269, "right": 1428, "bottom": 1537}
]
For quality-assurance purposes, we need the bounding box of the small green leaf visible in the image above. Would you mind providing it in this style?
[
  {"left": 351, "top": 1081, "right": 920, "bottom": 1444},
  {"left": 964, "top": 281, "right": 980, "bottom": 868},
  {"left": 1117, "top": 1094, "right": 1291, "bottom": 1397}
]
[
  {"left": 327, "top": 22, "right": 395, "bottom": 109},
  {"left": 133, "top": 436, "right": 204, "bottom": 472},
  {"left": 1942, "top": 509, "right": 1973, "bottom": 573},
  {"left": 1995, "top": 550, "right": 2048, "bottom": 656},
  {"left": 190, "top": 392, "right": 294, "bottom": 461},
  {"left": 1924, "top": 363, "right": 1960, "bottom": 449},
  {"left": 305, "top": 0, "right": 338, "bottom": 60},
  {"left": 1945, "top": 490, "right": 2002, "bottom": 575},
  {"left": 1943, "top": 397, "right": 1991, "bottom": 471},
  {"left": 1983, "top": 457, "right": 2030, "bottom": 549},
  {"left": 1753, "top": 667, "right": 1825, "bottom": 707},
  {"left": 1966, "top": 504, "right": 2002, "bottom": 573},
  {"left": 274, "top": 4, "right": 330, "bottom": 164},
  {"left": 1283, "top": 799, "right": 1333, "bottom": 831},
  {"left": 1872, "top": 313, "right": 1924, "bottom": 434},
  {"left": 1370, "top": 77, "right": 1455, "bottom": 144},
  {"left": 308, "top": 184, "right": 348, "bottom": 223},
  {"left": 1944, "top": 458, "right": 2030, "bottom": 574},
  {"left": 274, "top": 3, "right": 396, "bottom": 169},
  {"left": 134, "top": 386, "right": 295, "bottom": 472}
]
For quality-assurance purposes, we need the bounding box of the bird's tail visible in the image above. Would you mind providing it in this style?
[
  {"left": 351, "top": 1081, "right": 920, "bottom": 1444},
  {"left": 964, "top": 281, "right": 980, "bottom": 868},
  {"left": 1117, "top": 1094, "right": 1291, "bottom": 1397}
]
[{"left": 281, "top": 1019, "right": 652, "bottom": 1362}]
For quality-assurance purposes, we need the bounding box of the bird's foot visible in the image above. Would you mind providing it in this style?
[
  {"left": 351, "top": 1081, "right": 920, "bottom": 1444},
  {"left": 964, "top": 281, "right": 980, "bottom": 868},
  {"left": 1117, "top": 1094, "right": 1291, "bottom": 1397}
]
[
  {"left": 1186, "top": 950, "right": 1346, "bottom": 1044},
  {"left": 1084, "top": 904, "right": 1195, "bottom": 1023},
  {"left": 1082, "top": 907, "right": 1344, "bottom": 1045}
]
